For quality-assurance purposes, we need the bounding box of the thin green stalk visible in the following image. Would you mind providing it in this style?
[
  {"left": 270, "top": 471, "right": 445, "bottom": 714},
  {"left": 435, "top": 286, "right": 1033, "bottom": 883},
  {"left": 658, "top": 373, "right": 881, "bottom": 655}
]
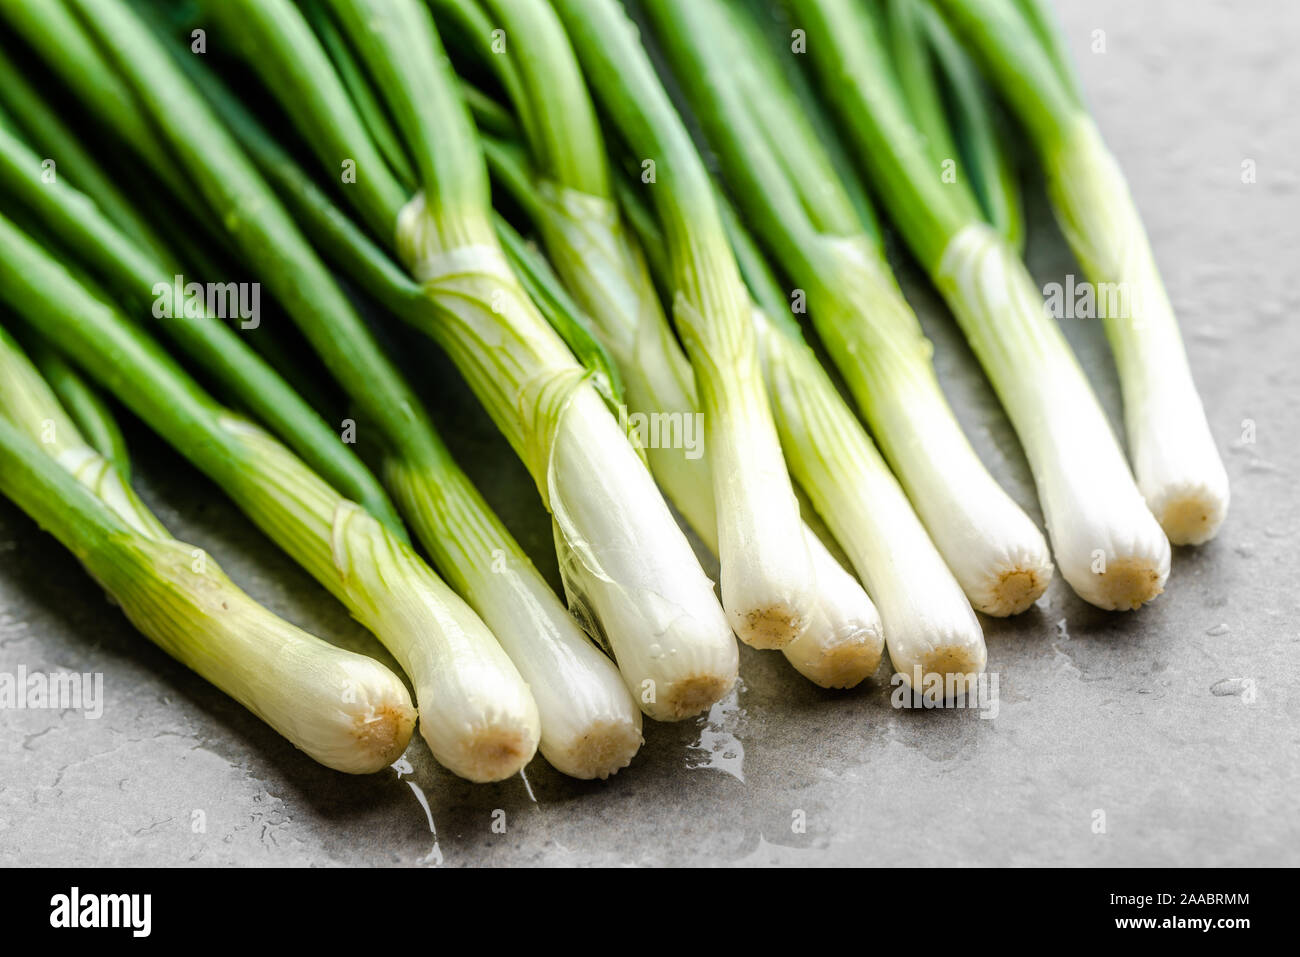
[
  {"left": 918, "top": 3, "right": 1024, "bottom": 251},
  {"left": 302, "top": 0, "right": 420, "bottom": 195},
  {"left": 0, "top": 45, "right": 170, "bottom": 264},
  {"left": 884, "top": 0, "right": 965, "bottom": 198},
  {"left": 0, "top": 122, "right": 404, "bottom": 532}
]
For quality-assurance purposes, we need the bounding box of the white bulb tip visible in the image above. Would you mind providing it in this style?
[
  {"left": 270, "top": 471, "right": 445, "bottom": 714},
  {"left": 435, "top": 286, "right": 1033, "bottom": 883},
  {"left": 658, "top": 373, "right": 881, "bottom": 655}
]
[
  {"left": 732, "top": 602, "right": 808, "bottom": 650},
  {"left": 425, "top": 722, "right": 540, "bottom": 784},
  {"left": 790, "top": 633, "right": 883, "bottom": 689},
  {"left": 649, "top": 672, "right": 736, "bottom": 721},
  {"left": 895, "top": 644, "right": 988, "bottom": 697},
  {"left": 336, "top": 700, "right": 418, "bottom": 774},
  {"left": 543, "top": 718, "right": 645, "bottom": 780},
  {"left": 978, "top": 559, "right": 1055, "bottom": 618},
  {"left": 1150, "top": 482, "right": 1229, "bottom": 546},
  {"left": 1083, "top": 556, "right": 1168, "bottom": 611}
]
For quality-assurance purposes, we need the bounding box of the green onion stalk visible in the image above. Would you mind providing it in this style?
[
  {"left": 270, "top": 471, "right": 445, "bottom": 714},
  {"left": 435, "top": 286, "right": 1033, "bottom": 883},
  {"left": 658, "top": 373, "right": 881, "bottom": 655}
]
[
  {"left": 640, "top": 0, "right": 1053, "bottom": 617},
  {"left": 906, "top": 0, "right": 1024, "bottom": 253},
  {"left": 0, "top": 213, "right": 545, "bottom": 783},
  {"left": 428, "top": 0, "right": 882, "bottom": 686},
  {"left": 0, "top": 322, "right": 416, "bottom": 774},
  {"left": 623, "top": 178, "right": 987, "bottom": 690},
  {"left": 0, "top": 123, "right": 403, "bottom": 533},
  {"left": 787, "top": 0, "right": 1171, "bottom": 611},
  {"left": 166, "top": 0, "right": 734, "bottom": 720},
  {"left": 931, "top": 0, "right": 1230, "bottom": 545},
  {"left": 543, "top": 0, "right": 818, "bottom": 650},
  {"left": 0, "top": 44, "right": 171, "bottom": 268},
  {"left": 12, "top": 0, "right": 648, "bottom": 776}
]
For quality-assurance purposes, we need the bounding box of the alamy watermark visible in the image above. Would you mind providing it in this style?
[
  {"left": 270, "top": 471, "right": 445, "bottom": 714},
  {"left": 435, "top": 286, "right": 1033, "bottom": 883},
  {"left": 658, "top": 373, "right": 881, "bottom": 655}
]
[
  {"left": 618, "top": 405, "right": 704, "bottom": 460},
  {"left": 0, "top": 666, "right": 103, "bottom": 718},
  {"left": 50, "top": 887, "right": 151, "bottom": 937},
  {"left": 152, "top": 274, "right": 261, "bottom": 328},
  {"left": 890, "top": 667, "right": 1000, "bottom": 718},
  {"left": 1042, "top": 274, "right": 1159, "bottom": 321}
]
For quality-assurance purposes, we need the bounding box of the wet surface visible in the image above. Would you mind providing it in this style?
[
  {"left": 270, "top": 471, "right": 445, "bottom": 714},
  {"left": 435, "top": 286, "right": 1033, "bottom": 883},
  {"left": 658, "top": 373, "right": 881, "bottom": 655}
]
[{"left": 2, "top": 0, "right": 1298, "bottom": 866}]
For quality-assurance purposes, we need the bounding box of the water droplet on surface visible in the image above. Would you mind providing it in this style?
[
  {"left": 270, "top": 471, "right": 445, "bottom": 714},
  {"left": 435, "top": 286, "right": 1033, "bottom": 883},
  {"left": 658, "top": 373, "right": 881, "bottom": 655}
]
[
  {"left": 648, "top": 643, "right": 663, "bottom": 659},
  {"left": 1210, "top": 677, "right": 1250, "bottom": 697},
  {"left": 685, "top": 688, "right": 746, "bottom": 782},
  {"left": 1206, "top": 623, "right": 1231, "bottom": 636}
]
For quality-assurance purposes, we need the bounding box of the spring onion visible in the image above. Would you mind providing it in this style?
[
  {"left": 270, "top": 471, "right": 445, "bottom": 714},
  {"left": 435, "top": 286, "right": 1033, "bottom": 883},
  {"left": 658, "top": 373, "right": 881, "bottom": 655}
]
[
  {"left": 931, "top": 0, "right": 1230, "bottom": 545},
  {"left": 788, "top": 0, "right": 1171, "bottom": 611},
  {"left": 0, "top": 322, "right": 416, "bottom": 774}
]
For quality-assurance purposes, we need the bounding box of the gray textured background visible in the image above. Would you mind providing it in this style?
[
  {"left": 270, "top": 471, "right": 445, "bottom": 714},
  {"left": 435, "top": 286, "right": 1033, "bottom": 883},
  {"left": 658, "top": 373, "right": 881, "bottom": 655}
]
[{"left": 1, "top": 0, "right": 1296, "bottom": 867}]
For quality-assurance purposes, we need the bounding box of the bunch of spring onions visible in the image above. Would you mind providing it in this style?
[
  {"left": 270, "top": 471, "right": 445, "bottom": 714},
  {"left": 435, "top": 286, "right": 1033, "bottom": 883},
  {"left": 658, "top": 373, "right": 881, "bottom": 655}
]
[
  {"left": 427, "top": 0, "right": 987, "bottom": 688},
  {"left": 2, "top": 0, "right": 647, "bottom": 780},
  {"left": 427, "top": 0, "right": 883, "bottom": 687},
  {"left": 0, "top": 0, "right": 1223, "bottom": 782},
  {"left": 636, "top": 0, "right": 1053, "bottom": 619},
  {"left": 785, "top": 0, "right": 1175, "bottom": 611},
  {"left": 154, "top": 0, "right": 740, "bottom": 720},
  {"left": 929, "top": 0, "right": 1230, "bottom": 545}
]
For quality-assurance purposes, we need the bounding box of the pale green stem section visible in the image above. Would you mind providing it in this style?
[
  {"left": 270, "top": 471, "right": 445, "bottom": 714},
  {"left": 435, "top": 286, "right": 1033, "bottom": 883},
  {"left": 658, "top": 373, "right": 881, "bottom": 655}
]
[
  {"left": 807, "top": 237, "right": 1053, "bottom": 614},
  {"left": 27, "top": 345, "right": 131, "bottom": 481},
  {"left": 1044, "top": 116, "right": 1229, "bottom": 544}
]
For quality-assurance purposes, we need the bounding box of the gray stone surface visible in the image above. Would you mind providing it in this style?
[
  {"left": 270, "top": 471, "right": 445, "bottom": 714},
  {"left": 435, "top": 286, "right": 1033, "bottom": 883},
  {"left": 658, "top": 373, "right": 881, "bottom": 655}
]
[{"left": 1, "top": 0, "right": 1296, "bottom": 867}]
